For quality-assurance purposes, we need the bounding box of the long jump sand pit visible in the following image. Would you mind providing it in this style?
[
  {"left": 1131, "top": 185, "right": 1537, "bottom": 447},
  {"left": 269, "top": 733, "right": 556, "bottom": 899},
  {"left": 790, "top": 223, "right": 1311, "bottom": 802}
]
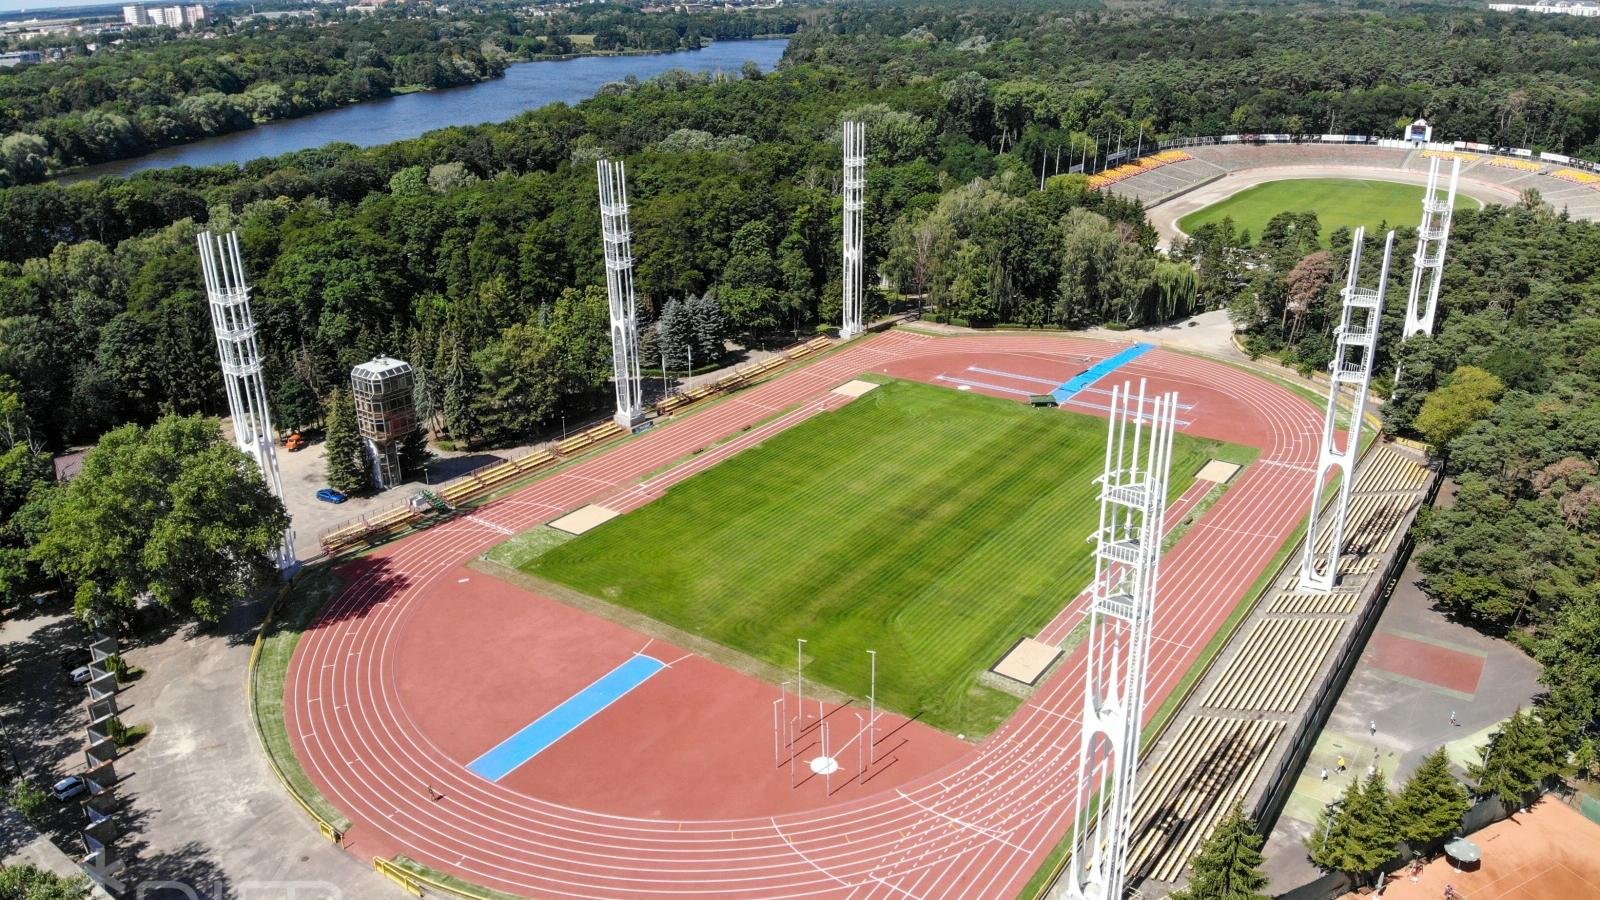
[
  {"left": 993, "top": 637, "right": 1063, "bottom": 686},
  {"left": 547, "top": 503, "right": 620, "bottom": 535},
  {"left": 1360, "top": 798, "right": 1600, "bottom": 899}
]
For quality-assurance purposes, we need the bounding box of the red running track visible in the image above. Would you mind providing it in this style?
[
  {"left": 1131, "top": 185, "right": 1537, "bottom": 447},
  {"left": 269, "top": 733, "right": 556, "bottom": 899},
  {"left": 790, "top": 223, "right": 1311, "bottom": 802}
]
[{"left": 285, "top": 331, "right": 1323, "bottom": 898}]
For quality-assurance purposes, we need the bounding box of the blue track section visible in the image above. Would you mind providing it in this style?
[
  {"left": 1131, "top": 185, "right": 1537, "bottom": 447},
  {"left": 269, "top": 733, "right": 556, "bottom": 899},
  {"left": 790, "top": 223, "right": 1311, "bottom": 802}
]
[
  {"left": 1051, "top": 343, "right": 1156, "bottom": 402},
  {"left": 469, "top": 654, "right": 665, "bottom": 781}
]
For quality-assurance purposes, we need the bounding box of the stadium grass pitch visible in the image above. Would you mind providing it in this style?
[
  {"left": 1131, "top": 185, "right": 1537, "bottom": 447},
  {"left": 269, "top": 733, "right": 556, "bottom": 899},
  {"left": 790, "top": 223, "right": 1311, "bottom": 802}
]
[
  {"left": 510, "top": 379, "right": 1253, "bottom": 737},
  {"left": 1178, "top": 177, "right": 1479, "bottom": 245}
]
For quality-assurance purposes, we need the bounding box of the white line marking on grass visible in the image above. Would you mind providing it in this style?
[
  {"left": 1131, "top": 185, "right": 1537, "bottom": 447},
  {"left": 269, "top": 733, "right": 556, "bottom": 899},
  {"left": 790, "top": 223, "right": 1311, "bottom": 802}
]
[{"left": 934, "top": 375, "right": 1031, "bottom": 396}]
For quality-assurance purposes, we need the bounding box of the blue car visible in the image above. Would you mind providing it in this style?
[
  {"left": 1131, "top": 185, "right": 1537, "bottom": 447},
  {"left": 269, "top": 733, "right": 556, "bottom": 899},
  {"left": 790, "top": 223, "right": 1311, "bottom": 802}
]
[{"left": 316, "top": 488, "right": 348, "bottom": 504}]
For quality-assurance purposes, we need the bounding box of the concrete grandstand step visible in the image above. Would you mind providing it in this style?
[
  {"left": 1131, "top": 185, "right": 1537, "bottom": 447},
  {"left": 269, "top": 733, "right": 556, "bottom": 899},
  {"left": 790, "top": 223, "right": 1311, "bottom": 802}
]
[
  {"left": 1204, "top": 617, "right": 1347, "bottom": 712},
  {"left": 1128, "top": 715, "right": 1285, "bottom": 883}
]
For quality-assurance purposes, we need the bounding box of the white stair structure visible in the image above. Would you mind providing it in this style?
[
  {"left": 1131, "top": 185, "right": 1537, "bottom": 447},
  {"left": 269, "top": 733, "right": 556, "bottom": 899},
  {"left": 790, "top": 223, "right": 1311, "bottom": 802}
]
[
  {"left": 597, "top": 159, "right": 645, "bottom": 427},
  {"left": 197, "top": 230, "right": 295, "bottom": 570},
  {"left": 1402, "top": 157, "right": 1460, "bottom": 340},
  {"left": 1301, "top": 228, "right": 1394, "bottom": 592},
  {"left": 1060, "top": 381, "right": 1181, "bottom": 900},
  {"left": 841, "top": 121, "right": 866, "bottom": 338}
]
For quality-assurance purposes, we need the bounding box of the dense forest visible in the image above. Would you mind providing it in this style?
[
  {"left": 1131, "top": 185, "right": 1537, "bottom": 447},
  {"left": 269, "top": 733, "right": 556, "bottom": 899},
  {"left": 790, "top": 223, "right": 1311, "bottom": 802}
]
[
  {"left": 795, "top": 2, "right": 1600, "bottom": 159},
  {"left": 0, "top": 32, "right": 1169, "bottom": 455},
  {"left": 0, "top": 3, "right": 804, "bottom": 182}
]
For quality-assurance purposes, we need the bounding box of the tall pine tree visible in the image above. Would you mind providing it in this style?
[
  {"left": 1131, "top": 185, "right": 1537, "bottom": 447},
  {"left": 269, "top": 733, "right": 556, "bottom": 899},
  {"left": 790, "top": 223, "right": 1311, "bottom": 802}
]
[
  {"left": 440, "top": 334, "right": 482, "bottom": 450},
  {"left": 1471, "top": 708, "right": 1556, "bottom": 813},
  {"left": 1394, "top": 748, "right": 1470, "bottom": 852},
  {"left": 1171, "top": 802, "right": 1269, "bottom": 900},
  {"left": 323, "top": 388, "right": 371, "bottom": 495},
  {"left": 1307, "top": 772, "right": 1399, "bottom": 887}
]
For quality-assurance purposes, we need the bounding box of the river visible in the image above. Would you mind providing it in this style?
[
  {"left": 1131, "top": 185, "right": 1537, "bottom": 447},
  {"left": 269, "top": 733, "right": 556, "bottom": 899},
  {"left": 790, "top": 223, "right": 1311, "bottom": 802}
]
[{"left": 62, "top": 38, "right": 789, "bottom": 182}]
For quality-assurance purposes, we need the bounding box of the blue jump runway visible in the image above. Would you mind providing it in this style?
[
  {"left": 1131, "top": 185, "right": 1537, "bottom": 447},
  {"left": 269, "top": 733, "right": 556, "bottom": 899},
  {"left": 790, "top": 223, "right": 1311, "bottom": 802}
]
[
  {"left": 468, "top": 653, "right": 666, "bottom": 782},
  {"left": 1051, "top": 343, "right": 1156, "bottom": 403}
]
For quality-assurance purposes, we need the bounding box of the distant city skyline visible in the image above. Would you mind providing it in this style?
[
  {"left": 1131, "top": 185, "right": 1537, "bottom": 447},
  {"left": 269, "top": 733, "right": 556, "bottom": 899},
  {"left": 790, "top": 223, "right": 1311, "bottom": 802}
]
[{"left": 2, "top": 1, "right": 148, "bottom": 16}]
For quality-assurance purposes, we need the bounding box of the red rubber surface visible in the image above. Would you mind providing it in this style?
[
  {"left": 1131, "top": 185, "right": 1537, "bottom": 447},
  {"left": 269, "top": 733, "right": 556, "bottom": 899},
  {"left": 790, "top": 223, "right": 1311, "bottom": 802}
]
[
  {"left": 1367, "top": 633, "right": 1486, "bottom": 696},
  {"left": 285, "top": 332, "right": 1322, "bottom": 898}
]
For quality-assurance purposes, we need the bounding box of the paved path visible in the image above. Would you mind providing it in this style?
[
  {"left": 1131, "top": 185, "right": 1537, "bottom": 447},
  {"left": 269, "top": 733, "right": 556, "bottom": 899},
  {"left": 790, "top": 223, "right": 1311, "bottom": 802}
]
[
  {"left": 1261, "top": 493, "right": 1544, "bottom": 891},
  {"left": 0, "top": 595, "right": 381, "bottom": 898}
]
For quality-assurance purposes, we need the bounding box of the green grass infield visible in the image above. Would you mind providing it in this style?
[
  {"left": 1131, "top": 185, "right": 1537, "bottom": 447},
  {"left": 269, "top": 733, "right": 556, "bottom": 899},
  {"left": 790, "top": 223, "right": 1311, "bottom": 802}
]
[
  {"left": 507, "top": 379, "right": 1254, "bottom": 738},
  {"left": 1178, "top": 177, "right": 1479, "bottom": 245}
]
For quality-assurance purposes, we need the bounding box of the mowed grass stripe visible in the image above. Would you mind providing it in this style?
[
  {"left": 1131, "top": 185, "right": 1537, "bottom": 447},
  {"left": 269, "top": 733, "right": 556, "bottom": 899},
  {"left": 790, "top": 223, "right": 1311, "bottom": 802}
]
[
  {"left": 1177, "top": 177, "right": 1479, "bottom": 246},
  {"left": 525, "top": 380, "right": 1248, "bottom": 737}
]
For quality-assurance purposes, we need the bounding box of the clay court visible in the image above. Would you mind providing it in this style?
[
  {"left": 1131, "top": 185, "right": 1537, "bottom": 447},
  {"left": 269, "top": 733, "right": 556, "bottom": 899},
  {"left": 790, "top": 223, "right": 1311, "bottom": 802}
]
[
  {"left": 1354, "top": 800, "right": 1600, "bottom": 900},
  {"left": 285, "top": 331, "right": 1327, "bottom": 896}
]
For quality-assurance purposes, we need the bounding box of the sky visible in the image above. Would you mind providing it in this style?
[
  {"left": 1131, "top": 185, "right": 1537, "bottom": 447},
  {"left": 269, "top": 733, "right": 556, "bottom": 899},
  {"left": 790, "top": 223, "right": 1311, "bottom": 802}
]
[{"left": 1, "top": 2, "right": 126, "bottom": 18}]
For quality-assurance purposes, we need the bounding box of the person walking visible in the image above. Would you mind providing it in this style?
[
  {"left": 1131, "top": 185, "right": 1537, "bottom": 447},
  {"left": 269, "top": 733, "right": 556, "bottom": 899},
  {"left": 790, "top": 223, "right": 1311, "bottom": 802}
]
[
  {"left": 1337, "top": 755, "right": 1347, "bottom": 772},
  {"left": 1451, "top": 710, "right": 1459, "bottom": 727},
  {"left": 1320, "top": 767, "right": 1329, "bottom": 781},
  {"left": 1370, "top": 719, "right": 1377, "bottom": 736}
]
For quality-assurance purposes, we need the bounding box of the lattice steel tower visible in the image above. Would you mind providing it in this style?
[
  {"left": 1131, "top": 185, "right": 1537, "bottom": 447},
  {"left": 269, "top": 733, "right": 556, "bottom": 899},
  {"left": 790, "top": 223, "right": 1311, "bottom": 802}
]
[
  {"left": 841, "top": 121, "right": 866, "bottom": 338},
  {"left": 1301, "top": 228, "right": 1394, "bottom": 593},
  {"left": 597, "top": 159, "right": 645, "bottom": 427},
  {"left": 1402, "top": 157, "right": 1459, "bottom": 339},
  {"left": 197, "top": 230, "right": 295, "bottom": 571},
  {"left": 1061, "top": 380, "right": 1181, "bottom": 900}
]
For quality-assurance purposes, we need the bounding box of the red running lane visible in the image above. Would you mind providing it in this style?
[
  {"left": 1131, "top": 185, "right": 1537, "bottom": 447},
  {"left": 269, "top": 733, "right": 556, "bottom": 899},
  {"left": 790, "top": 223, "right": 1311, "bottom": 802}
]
[{"left": 285, "top": 332, "right": 1322, "bottom": 898}]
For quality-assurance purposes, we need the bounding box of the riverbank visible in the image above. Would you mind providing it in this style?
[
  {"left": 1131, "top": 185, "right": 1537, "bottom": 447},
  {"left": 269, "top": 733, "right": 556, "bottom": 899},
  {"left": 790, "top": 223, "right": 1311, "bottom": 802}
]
[{"left": 53, "top": 38, "right": 790, "bottom": 185}]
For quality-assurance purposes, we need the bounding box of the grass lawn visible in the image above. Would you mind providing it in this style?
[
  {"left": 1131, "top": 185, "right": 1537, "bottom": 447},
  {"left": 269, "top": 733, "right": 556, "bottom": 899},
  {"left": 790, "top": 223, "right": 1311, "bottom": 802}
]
[
  {"left": 509, "top": 379, "right": 1252, "bottom": 738},
  {"left": 1178, "top": 177, "right": 1480, "bottom": 245}
]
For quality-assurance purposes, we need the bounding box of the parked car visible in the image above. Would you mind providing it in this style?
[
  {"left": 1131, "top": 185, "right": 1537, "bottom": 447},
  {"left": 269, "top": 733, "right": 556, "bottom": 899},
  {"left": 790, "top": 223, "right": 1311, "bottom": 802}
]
[
  {"left": 68, "top": 665, "right": 92, "bottom": 685},
  {"left": 51, "top": 775, "right": 86, "bottom": 801},
  {"left": 315, "top": 488, "right": 348, "bottom": 504},
  {"left": 284, "top": 432, "right": 307, "bottom": 451}
]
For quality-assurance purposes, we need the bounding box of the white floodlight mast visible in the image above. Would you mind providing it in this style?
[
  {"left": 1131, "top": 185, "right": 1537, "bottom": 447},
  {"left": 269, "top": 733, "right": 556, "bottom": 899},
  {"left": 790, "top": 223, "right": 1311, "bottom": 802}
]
[
  {"left": 841, "top": 121, "right": 866, "bottom": 338},
  {"left": 197, "top": 230, "right": 295, "bottom": 570},
  {"left": 1062, "top": 380, "right": 1180, "bottom": 900},
  {"left": 1300, "top": 227, "right": 1394, "bottom": 593},
  {"left": 1402, "top": 157, "right": 1459, "bottom": 340},
  {"left": 597, "top": 159, "right": 645, "bottom": 427}
]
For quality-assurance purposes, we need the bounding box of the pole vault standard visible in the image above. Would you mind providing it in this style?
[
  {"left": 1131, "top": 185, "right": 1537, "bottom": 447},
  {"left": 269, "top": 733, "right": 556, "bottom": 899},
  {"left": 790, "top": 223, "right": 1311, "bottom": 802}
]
[
  {"left": 596, "top": 159, "right": 645, "bottom": 428},
  {"left": 1402, "top": 157, "right": 1459, "bottom": 340},
  {"left": 1301, "top": 227, "right": 1394, "bottom": 593},
  {"left": 840, "top": 120, "right": 866, "bottom": 338},
  {"left": 1062, "top": 381, "right": 1180, "bottom": 900},
  {"left": 197, "top": 230, "right": 295, "bottom": 571}
]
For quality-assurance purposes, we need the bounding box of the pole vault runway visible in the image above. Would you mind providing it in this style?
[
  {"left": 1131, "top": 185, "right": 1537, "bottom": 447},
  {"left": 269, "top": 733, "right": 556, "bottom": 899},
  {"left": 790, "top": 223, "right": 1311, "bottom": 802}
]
[{"left": 284, "top": 330, "right": 1323, "bottom": 898}]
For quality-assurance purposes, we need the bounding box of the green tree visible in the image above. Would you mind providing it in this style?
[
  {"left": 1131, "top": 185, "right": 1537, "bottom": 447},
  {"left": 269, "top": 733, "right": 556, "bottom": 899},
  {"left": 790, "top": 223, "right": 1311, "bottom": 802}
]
[
  {"left": 441, "top": 336, "right": 483, "bottom": 450},
  {"left": 720, "top": 220, "right": 782, "bottom": 334},
  {"left": 1534, "top": 591, "right": 1600, "bottom": 747},
  {"left": 31, "top": 415, "right": 289, "bottom": 623},
  {"left": 0, "top": 442, "right": 54, "bottom": 602},
  {"left": 656, "top": 297, "right": 693, "bottom": 368},
  {"left": 1393, "top": 749, "right": 1470, "bottom": 852},
  {"left": 1414, "top": 365, "right": 1505, "bottom": 450},
  {"left": 1170, "top": 802, "right": 1269, "bottom": 900},
  {"left": 1307, "top": 772, "right": 1400, "bottom": 887},
  {"left": 322, "top": 388, "right": 370, "bottom": 496},
  {"left": 6, "top": 778, "right": 45, "bottom": 825},
  {"left": 475, "top": 321, "right": 561, "bottom": 441},
  {"left": 1470, "top": 709, "right": 1556, "bottom": 813},
  {"left": 0, "top": 862, "right": 89, "bottom": 900}
]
